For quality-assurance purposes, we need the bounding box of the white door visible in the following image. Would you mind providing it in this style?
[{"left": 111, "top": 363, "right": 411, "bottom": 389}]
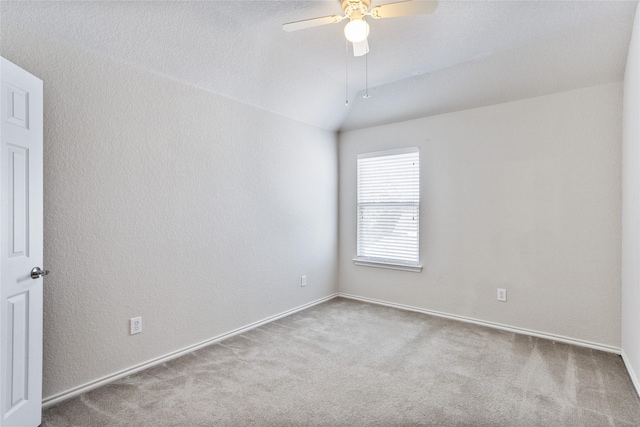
[{"left": 0, "top": 57, "right": 44, "bottom": 427}]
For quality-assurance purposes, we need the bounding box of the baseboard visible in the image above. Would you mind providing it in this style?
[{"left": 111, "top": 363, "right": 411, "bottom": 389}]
[
  {"left": 621, "top": 349, "right": 640, "bottom": 398},
  {"left": 44, "top": 291, "right": 623, "bottom": 409},
  {"left": 338, "top": 293, "right": 621, "bottom": 355},
  {"left": 42, "top": 293, "right": 339, "bottom": 409}
]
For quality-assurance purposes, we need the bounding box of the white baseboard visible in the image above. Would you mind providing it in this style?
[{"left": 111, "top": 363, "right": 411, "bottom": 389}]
[
  {"left": 338, "top": 293, "right": 621, "bottom": 355},
  {"left": 44, "top": 291, "right": 625, "bottom": 409},
  {"left": 621, "top": 350, "right": 640, "bottom": 398},
  {"left": 43, "top": 293, "right": 339, "bottom": 409}
]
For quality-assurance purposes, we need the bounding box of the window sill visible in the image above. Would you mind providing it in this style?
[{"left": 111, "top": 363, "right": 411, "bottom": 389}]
[{"left": 353, "top": 259, "right": 422, "bottom": 273}]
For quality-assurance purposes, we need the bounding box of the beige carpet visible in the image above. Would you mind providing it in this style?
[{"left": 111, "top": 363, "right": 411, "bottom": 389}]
[{"left": 43, "top": 297, "right": 640, "bottom": 426}]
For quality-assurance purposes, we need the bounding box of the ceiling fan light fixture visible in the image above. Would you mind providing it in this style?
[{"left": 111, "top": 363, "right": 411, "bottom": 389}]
[{"left": 344, "top": 18, "right": 369, "bottom": 43}]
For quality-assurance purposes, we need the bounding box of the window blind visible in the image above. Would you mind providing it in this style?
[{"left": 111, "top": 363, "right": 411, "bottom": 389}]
[{"left": 357, "top": 147, "right": 419, "bottom": 266}]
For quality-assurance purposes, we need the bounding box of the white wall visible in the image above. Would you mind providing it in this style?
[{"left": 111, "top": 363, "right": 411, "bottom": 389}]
[
  {"left": 339, "top": 83, "right": 622, "bottom": 348},
  {"left": 1, "top": 26, "right": 338, "bottom": 399},
  {"left": 622, "top": 3, "right": 640, "bottom": 391}
]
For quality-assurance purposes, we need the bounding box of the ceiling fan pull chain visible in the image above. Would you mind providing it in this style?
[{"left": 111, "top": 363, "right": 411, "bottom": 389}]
[
  {"left": 364, "top": 51, "right": 371, "bottom": 99},
  {"left": 345, "top": 38, "right": 349, "bottom": 107}
]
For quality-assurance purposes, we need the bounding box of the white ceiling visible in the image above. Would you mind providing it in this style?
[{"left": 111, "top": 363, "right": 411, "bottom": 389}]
[{"left": 1, "top": 0, "right": 638, "bottom": 131}]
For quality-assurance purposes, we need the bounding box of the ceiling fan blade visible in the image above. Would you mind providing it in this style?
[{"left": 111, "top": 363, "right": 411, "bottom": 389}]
[
  {"left": 282, "top": 15, "right": 343, "bottom": 32},
  {"left": 370, "top": 0, "right": 438, "bottom": 19},
  {"left": 353, "top": 39, "right": 369, "bottom": 57}
]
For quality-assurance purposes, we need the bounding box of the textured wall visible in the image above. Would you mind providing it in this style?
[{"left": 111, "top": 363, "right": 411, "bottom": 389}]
[
  {"left": 339, "top": 83, "right": 622, "bottom": 347},
  {"left": 622, "top": 3, "right": 640, "bottom": 386},
  {"left": 1, "top": 26, "right": 338, "bottom": 399}
]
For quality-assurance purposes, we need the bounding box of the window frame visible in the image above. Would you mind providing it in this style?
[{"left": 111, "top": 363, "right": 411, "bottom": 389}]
[{"left": 353, "top": 147, "right": 422, "bottom": 273}]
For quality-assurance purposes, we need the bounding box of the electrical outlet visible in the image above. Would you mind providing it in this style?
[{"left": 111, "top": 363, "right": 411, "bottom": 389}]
[
  {"left": 497, "top": 288, "right": 507, "bottom": 302},
  {"left": 301, "top": 275, "right": 307, "bottom": 287},
  {"left": 130, "top": 317, "right": 142, "bottom": 335}
]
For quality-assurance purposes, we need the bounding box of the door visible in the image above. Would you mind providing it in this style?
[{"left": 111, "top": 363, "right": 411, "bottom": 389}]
[{"left": 0, "top": 57, "right": 44, "bottom": 427}]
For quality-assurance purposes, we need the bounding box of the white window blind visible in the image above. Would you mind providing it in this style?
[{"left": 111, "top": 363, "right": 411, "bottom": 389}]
[{"left": 357, "top": 147, "right": 420, "bottom": 266}]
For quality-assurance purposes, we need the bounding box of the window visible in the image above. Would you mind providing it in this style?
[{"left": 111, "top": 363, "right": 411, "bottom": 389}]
[{"left": 355, "top": 147, "right": 421, "bottom": 272}]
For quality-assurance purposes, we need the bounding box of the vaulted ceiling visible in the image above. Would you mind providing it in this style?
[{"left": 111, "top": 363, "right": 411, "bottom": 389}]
[{"left": 2, "top": 0, "right": 638, "bottom": 131}]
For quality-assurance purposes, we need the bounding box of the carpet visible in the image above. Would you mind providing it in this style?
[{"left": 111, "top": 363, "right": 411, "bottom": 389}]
[{"left": 42, "top": 297, "right": 640, "bottom": 426}]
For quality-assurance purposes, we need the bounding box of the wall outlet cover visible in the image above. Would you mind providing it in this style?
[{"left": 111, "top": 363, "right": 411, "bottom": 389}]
[{"left": 130, "top": 317, "right": 142, "bottom": 335}]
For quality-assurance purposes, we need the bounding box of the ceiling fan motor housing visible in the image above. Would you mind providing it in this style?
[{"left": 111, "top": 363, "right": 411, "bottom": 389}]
[{"left": 341, "top": 0, "right": 371, "bottom": 17}]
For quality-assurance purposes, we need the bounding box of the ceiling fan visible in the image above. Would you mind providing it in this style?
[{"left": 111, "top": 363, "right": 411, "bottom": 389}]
[{"left": 282, "top": 0, "right": 438, "bottom": 57}]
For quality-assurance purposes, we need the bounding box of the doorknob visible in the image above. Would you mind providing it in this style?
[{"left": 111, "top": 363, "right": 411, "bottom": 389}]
[{"left": 30, "top": 267, "right": 49, "bottom": 279}]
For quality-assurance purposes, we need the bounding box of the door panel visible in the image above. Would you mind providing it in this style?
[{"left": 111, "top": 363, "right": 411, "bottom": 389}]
[
  {"left": 0, "top": 57, "right": 43, "bottom": 427},
  {"left": 7, "top": 291, "right": 28, "bottom": 408},
  {"left": 8, "top": 144, "right": 29, "bottom": 258},
  {"left": 5, "top": 84, "right": 29, "bottom": 129}
]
